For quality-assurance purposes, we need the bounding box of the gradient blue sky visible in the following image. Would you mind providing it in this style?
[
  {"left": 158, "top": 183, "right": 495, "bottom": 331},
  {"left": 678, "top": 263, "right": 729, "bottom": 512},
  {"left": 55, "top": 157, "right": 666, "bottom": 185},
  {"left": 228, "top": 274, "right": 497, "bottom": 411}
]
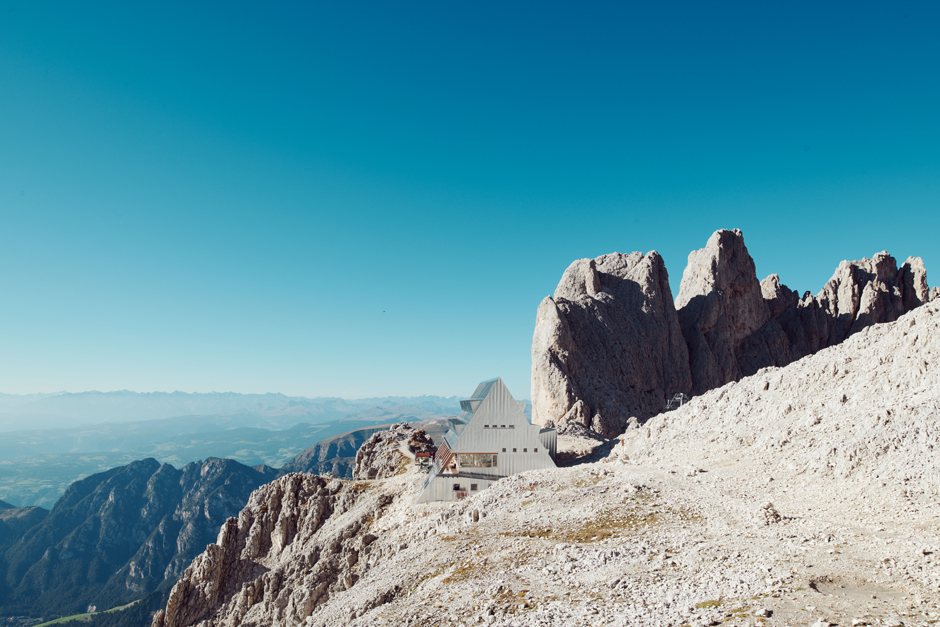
[{"left": 1, "top": 1, "right": 937, "bottom": 399}]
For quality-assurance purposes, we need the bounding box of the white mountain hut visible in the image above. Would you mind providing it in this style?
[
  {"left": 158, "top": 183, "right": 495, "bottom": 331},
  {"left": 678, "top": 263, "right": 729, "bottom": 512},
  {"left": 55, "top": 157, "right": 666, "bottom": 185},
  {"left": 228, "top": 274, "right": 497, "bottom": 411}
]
[{"left": 417, "top": 377, "right": 557, "bottom": 503}]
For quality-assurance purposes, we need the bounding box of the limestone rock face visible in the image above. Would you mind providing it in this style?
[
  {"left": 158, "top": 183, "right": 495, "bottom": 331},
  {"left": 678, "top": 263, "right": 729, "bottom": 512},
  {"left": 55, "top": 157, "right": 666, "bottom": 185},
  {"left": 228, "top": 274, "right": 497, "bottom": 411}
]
[
  {"left": 353, "top": 424, "right": 434, "bottom": 481},
  {"left": 898, "top": 256, "right": 931, "bottom": 310},
  {"left": 676, "top": 229, "right": 792, "bottom": 395},
  {"left": 531, "top": 251, "right": 691, "bottom": 438},
  {"left": 152, "top": 473, "right": 398, "bottom": 627},
  {"left": 674, "top": 231, "right": 934, "bottom": 395},
  {"left": 533, "top": 229, "right": 934, "bottom": 428},
  {"left": 770, "top": 252, "right": 932, "bottom": 365}
]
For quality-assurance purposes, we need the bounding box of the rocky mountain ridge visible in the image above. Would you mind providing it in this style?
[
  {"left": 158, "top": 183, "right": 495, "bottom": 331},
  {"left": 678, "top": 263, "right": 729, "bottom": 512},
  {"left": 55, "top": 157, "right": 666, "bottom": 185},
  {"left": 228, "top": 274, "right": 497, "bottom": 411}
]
[
  {"left": 150, "top": 301, "right": 940, "bottom": 627},
  {"left": 278, "top": 427, "right": 386, "bottom": 479},
  {"left": 0, "top": 458, "right": 277, "bottom": 618},
  {"left": 0, "top": 420, "right": 444, "bottom": 624},
  {"left": 532, "top": 228, "right": 934, "bottom": 437}
]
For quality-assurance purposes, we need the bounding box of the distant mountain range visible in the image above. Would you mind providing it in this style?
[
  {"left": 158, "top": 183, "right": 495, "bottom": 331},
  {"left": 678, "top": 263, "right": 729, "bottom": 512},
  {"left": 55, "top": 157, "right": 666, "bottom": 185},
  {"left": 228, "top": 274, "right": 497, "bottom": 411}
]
[
  {"left": 0, "top": 390, "right": 461, "bottom": 431},
  {"left": 0, "top": 393, "right": 462, "bottom": 508}
]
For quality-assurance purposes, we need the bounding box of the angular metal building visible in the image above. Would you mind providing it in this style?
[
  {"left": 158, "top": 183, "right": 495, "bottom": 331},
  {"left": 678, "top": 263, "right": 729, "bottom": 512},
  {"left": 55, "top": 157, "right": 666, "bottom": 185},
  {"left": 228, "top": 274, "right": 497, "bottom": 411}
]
[{"left": 417, "top": 377, "right": 557, "bottom": 503}]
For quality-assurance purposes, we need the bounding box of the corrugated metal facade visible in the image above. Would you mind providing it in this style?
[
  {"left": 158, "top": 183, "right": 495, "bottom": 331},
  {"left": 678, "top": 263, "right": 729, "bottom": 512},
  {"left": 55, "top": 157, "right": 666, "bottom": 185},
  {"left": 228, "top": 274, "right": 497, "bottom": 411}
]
[{"left": 418, "top": 377, "right": 557, "bottom": 503}]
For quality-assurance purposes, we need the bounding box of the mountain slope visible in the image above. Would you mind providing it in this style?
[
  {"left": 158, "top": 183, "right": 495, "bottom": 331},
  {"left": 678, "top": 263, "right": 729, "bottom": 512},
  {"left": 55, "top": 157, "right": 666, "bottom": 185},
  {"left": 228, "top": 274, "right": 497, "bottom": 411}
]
[
  {"left": 613, "top": 299, "right": 940, "bottom": 505},
  {"left": 278, "top": 427, "right": 384, "bottom": 478},
  {"left": 1, "top": 458, "right": 276, "bottom": 618},
  {"left": 0, "top": 419, "right": 447, "bottom": 622},
  {"left": 153, "top": 304, "right": 940, "bottom": 626}
]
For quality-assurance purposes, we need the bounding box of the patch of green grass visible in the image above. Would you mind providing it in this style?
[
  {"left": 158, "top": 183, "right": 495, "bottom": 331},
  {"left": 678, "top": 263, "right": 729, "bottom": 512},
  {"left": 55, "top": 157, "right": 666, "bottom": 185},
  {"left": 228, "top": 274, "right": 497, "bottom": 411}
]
[
  {"left": 500, "top": 503, "right": 661, "bottom": 543},
  {"left": 695, "top": 600, "right": 723, "bottom": 609},
  {"left": 34, "top": 612, "right": 95, "bottom": 626},
  {"left": 33, "top": 601, "right": 134, "bottom": 627}
]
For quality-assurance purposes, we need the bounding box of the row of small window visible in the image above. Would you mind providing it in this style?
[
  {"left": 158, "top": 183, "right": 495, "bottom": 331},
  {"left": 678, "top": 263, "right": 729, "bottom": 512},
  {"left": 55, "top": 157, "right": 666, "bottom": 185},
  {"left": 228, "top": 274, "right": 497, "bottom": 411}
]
[
  {"left": 453, "top": 484, "right": 479, "bottom": 491},
  {"left": 500, "top": 447, "right": 538, "bottom": 453},
  {"left": 483, "top": 424, "right": 515, "bottom": 429}
]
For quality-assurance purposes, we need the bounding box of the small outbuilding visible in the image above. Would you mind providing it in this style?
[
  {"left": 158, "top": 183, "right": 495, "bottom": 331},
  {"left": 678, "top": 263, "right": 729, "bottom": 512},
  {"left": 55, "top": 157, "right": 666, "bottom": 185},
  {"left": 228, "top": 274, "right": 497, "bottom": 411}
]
[{"left": 417, "top": 377, "right": 557, "bottom": 503}]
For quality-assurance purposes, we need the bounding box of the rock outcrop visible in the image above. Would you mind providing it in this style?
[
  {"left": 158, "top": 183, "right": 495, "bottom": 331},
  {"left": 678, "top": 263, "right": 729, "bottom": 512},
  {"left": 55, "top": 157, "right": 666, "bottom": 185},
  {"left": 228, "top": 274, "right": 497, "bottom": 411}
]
[
  {"left": 533, "top": 229, "right": 933, "bottom": 427},
  {"left": 677, "top": 232, "right": 934, "bottom": 394},
  {"left": 353, "top": 423, "right": 435, "bottom": 480},
  {"left": 151, "top": 472, "right": 406, "bottom": 627},
  {"left": 675, "top": 229, "right": 792, "bottom": 395},
  {"left": 531, "top": 252, "right": 691, "bottom": 438}
]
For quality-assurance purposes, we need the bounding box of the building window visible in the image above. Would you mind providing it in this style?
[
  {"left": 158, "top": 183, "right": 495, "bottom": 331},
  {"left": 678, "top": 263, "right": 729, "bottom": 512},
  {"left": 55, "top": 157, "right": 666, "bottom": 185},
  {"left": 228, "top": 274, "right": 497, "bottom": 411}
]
[
  {"left": 502, "top": 448, "right": 506, "bottom": 452},
  {"left": 457, "top": 453, "right": 497, "bottom": 468},
  {"left": 523, "top": 448, "right": 527, "bottom": 453},
  {"left": 453, "top": 484, "right": 461, "bottom": 491},
  {"left": 483, "top": 425, "right": 489, "bottom": 428},
  {"left": 513, "top": 448, "right": 517, "bottom": 452},
  {"left": 470, "top": 484, "right": 478, "bottom": 491},
  {"left": 501, "top": 425, "right": 506, "bottom": 428},
  {"left": 509, "top": 425, "right": 515, "bottom": 429},
  {"left": 534, "top": 448, "right": 538, "bottom": 452}
]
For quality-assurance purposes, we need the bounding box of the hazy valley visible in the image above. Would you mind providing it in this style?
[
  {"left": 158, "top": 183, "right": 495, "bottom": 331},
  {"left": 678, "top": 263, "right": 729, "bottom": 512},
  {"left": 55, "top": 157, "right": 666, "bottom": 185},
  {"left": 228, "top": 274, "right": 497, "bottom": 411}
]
[{"left": 0, "top": 395, "right": 459, "bottom": 508}]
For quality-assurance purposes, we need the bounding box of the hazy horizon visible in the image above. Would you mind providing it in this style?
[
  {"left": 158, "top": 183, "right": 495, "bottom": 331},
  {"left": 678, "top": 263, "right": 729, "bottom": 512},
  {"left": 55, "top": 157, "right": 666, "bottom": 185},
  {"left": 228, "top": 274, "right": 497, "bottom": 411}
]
[{"left": 2, "top": 2, "right": 937, "bottom": 399}]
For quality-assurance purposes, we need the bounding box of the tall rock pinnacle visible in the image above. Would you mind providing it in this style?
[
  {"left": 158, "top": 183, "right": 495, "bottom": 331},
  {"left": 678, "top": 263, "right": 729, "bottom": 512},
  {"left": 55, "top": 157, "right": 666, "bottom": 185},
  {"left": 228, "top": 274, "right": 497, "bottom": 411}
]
[
  {"left": 532, "top": 228, "right": 934, "bottom": 434},
  {"left": 530, "top": 251, "right": 691, "bottom": 438}
]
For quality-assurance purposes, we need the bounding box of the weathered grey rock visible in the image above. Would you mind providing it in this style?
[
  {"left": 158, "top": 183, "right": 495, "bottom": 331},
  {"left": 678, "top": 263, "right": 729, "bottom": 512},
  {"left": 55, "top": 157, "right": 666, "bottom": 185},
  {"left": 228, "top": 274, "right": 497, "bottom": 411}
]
[
  {"left": 353, "top": 424, "right": 434, "bottom": 480},
  {"left": 533, "top": 229, "right": 934, "bottom": 428},
  {"left": 676, "top": 229, "right": 793, "bottom": 395},
  {"left": 759, "top": 502, "right": 782, "bottom": 525},
  {"left": 898, "top": 256, "right": 931, "bottom": 310},
  {"left": 760, "top": 274, "right": 799, "bottom": 319},
  {"left": 531, "top": 251, "right": 691, "bottom": 438},
  {"left": 676, "top": 231, "right": 934, "bottom": 394},
  {"left": 773, "top": 252, "right": 932, "bottom": 362},
  {"left": 816, "top": 252, "right": 903, "bottom": 344}
]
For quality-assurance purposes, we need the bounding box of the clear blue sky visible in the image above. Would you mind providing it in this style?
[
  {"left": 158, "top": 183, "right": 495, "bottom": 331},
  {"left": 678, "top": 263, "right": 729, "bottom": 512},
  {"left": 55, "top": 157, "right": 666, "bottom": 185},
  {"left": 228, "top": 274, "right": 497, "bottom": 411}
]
[{"left": 1, "top": 1, "right": 937, "bottom": 399}]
